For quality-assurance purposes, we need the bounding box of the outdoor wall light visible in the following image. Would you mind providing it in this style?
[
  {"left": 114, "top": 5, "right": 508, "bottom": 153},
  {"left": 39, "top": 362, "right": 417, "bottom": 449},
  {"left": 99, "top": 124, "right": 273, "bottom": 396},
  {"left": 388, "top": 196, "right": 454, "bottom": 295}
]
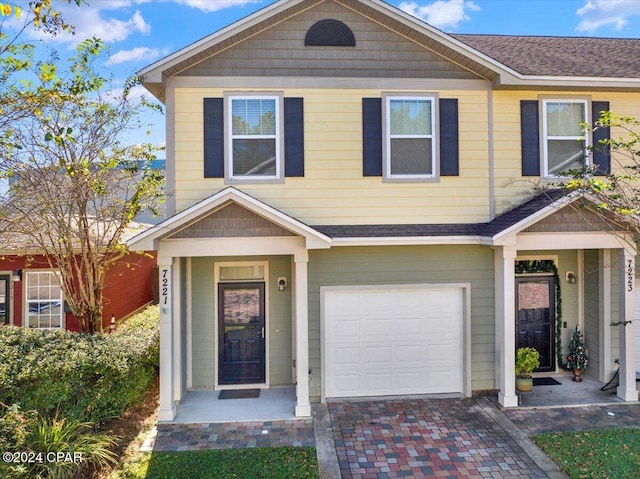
[
  {"left": 565, "top": 271, "right": 576, "bottom": 284},
  {"left": 278, "top": 277, "right": 287, "bottom": 291},
  {"left": 11, "top": 270, "right": 21, "bottom": 282}
]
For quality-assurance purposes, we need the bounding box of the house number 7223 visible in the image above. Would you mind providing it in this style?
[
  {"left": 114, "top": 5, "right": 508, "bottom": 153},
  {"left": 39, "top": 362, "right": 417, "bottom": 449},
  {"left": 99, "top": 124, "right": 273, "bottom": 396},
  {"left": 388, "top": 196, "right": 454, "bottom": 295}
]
[
  {"left": 162, "top": 269, "right": 169, "bottom": 304},
  {"left": 627, "top": 259, "right": 634, "bottom": 293}
]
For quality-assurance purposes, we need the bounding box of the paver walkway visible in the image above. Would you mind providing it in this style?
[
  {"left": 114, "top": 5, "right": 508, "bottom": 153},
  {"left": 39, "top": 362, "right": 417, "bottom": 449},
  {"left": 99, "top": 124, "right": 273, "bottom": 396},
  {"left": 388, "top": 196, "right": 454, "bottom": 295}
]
[
  {"left": 328, "top": 397, "right": 547, "bottom": 478},
  {"left": 150, "top": 419, "right": 315, "bottom": 451},
  {"left": 504, "top": 402, "right": 640, "bottom": 435}
]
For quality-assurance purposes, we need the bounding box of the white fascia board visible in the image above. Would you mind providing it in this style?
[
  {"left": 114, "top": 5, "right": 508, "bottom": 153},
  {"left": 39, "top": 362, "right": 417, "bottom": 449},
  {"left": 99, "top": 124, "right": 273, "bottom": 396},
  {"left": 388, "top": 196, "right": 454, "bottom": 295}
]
[
  {"left": 498, "top": 75, "right": 640, "bottom": 90},
  {"left": 137, "top": 0, "right": 303, "bottom": 80},
  {"left": 330, "top": 235, "right": 492, "bottom": 247},
  {"left": 127, "top": 187, "right": 331, "bottom": 251}
]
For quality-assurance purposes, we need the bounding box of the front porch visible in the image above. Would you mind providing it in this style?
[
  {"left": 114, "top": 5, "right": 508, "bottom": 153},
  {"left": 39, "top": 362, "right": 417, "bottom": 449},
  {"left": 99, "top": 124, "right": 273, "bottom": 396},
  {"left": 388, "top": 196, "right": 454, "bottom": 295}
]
[
  {"left": 517, "top": 374, "right": 635, "bottom": 408},
  {"left": 167, "top": 387, "right": 297, "bottom": 423},
  {"left": 493, "top": 193, "right": 640, "bottom": 408}
]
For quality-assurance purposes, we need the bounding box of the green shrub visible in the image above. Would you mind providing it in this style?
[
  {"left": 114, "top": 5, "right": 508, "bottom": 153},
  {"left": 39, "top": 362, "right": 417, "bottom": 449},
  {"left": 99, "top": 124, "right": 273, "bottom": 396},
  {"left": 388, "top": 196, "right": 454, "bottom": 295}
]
[
  {"left": 0, "top": 305, "right": 159, "bottom": 423},
  {"left": 0, "top": 405, "right": 117, "bottom": 479}
]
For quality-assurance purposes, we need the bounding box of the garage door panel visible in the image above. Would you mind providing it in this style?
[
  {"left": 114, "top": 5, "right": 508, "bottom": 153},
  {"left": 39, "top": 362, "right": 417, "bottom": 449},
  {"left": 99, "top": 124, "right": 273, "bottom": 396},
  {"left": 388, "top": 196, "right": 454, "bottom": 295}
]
[
  {"left": 331, "top": 346, "right": 361, "bottom": 369},
  {"left": 324, "top": 285, "right": 465, "bottom": 398},
  {"left": 363, "top": 317, "right": 394, "bottom": 336},
  {"left": 396, "top": 344, "right": 427, "bottom": 364},
  {"left": 364, "top": 345, "right": 393, "bottom": 365},
  {"left": 394, "top": 317, "right": 428, "bottom": 339},
  {"left": 327, "top": 318, "right": 360, "bottom": 340}
]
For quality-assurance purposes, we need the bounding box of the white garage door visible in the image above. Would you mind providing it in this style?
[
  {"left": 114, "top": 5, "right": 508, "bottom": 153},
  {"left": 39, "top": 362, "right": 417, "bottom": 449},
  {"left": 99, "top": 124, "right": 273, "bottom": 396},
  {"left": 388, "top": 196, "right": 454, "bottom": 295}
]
[{"left": 323, "top": 285, "right": 465, "bottom": 399}]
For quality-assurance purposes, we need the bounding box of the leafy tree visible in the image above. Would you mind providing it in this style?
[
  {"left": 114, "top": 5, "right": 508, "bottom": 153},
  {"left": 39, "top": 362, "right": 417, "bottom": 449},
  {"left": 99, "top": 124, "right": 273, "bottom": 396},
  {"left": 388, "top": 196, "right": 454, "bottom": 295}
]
[
  {"left": 0, "top": 38, "right": 164, "bottom": 334},
  {"left": 563, "top": 111, "right": 640, "bottom": 241},
  {"left": 0, "top": 0, "right": 82, "bottom": 145}
]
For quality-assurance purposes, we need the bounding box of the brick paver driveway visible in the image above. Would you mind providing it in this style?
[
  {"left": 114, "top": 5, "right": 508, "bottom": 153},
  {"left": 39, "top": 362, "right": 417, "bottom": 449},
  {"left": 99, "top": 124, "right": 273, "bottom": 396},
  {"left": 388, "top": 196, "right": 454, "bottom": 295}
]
[{"left": 328, "top": 397, "right": 547, "bottom": 479}]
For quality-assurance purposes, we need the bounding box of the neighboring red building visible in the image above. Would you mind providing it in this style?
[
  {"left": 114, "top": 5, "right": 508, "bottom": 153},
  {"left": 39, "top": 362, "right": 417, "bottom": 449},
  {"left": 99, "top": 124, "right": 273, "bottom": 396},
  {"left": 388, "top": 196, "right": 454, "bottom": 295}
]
[{"left": 0, "top": 252, "right": 156, "bottom": 332}]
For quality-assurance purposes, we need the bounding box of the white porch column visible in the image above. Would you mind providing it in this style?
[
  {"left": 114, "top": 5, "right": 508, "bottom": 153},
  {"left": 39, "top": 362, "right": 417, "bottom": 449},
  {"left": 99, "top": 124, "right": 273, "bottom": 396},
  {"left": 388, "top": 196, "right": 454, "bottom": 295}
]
[
  {"left": 294, "top": 252, "right": 311, "bottom": 417},
  {"left": 617, "top": 249, "right": 638, "bottom": 402},
  {"left": 158, "top": 257, "right": 176, "bottom": 421},
  {"left": 172, "top": 258, "right": 183, "bottom": 403},
  {"left": 599, "top": 249, "right": 612, "bottom": 383},
  {"left": 495, "top": 246, "right": 518, "bottom": 407}
]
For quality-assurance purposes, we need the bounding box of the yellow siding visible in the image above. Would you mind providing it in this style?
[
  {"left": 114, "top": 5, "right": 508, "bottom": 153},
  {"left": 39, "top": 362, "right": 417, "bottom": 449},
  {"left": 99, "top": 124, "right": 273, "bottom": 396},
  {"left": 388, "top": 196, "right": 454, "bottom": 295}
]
[
  {"left": 493, "top": 90, "right": 640, "bottom": 215},
  {"left": 173, "top": 87, "right": 490, "bottom": 225}
]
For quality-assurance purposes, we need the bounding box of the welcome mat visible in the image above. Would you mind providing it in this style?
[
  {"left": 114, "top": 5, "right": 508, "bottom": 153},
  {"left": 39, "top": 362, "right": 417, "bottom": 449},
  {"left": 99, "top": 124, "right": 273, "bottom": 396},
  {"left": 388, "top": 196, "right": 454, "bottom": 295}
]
[
  {"left": 533, "top": 377, "right": 562, "bottom": 386},
  {"left": 219, "top": 389, "right": 260, "bottom": 400}
]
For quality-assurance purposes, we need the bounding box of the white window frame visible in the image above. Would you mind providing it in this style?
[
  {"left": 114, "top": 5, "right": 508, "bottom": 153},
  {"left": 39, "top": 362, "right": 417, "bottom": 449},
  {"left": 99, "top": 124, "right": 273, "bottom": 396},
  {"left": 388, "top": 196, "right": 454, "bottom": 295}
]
[
  {"left": 541, "top": 98, "right": 590, "bottom": 178},
  {"left": 383, "top": 94, "right": 438, "bottom": 181},
  {"left": 225, "top": 93, "right": 284, "bottom": 183},
  {"left": 24, "top": 271, "right": 64, "bottom": 330}
]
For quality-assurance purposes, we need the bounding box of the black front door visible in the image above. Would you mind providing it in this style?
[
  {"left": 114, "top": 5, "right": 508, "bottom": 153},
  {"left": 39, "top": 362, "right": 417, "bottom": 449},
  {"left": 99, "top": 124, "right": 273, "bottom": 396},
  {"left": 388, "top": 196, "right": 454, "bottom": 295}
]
[
  {"left": 218, "top": 282, "right": 266, "bottom": 385},
  {"left": 516, "top": 277, "right": 555, "bottom": 371},
  {"left": 0, "top": 275, "right": 10, "bottom": 325}
]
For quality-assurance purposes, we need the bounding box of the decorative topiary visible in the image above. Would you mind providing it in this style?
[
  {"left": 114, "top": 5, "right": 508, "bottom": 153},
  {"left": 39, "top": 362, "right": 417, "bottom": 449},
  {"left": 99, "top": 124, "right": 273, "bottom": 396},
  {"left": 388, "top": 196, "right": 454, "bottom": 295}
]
[{"left": 515, "top": 347, "right": 540, "bottom": 379}]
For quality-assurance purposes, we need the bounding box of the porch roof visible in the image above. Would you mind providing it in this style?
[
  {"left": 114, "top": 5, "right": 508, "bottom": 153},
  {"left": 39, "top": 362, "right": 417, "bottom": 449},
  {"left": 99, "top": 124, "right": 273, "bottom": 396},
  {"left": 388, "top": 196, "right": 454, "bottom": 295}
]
[
  {"left": 313, "top": 189, "right": 575, "bottom": 241},
  {"left": 126, "top": 187, "right": 331, "bottom": 251}
]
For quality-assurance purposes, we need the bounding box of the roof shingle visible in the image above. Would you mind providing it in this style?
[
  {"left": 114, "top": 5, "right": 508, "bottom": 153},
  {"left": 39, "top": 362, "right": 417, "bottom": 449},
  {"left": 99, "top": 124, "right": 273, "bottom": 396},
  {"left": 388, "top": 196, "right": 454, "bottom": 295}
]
[{"left": 451, "top": 34, "right": 640, "bottom": 78}]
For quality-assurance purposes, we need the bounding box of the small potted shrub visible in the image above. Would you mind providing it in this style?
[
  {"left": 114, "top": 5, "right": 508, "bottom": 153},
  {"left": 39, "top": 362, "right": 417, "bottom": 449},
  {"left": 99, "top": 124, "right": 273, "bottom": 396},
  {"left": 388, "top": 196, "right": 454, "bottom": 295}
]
[
  {"left": 566, "top": 326, "right": 588, "bottom": 382},
  {"left": 515, "top": 347, "right": 540, "bottom": 392}
]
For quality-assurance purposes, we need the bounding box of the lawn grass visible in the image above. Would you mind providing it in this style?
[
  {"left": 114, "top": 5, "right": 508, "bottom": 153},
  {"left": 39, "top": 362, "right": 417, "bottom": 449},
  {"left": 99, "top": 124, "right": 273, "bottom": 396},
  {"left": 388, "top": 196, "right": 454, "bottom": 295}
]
[
  {"left": 533, "top": 428, "right": 640, "bottom": 479},
  {"left": 119, "top": 447, "right": 319, "bottom": 479}
]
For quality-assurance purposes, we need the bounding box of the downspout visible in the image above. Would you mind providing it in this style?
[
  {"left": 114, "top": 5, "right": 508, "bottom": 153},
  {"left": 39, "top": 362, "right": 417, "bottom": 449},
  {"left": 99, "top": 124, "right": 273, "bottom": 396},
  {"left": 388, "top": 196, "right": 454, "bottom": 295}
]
[{"left": 487, "top": 88, "right": 496, "bottom": 220}]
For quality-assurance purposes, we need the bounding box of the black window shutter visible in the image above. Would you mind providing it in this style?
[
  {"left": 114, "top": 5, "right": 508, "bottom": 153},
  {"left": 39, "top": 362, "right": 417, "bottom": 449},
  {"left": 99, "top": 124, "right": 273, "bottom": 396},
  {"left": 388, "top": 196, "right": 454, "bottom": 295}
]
[
  {"left": 439, "top": 98, "right": 459, "bottom": 176},
  {"left": 591, "top": 101, "right": 610, "bottom": 175},
  {"left": 203, "top": 98, "right": 224, "bottom": 178},
  {"left": 362, "top": 98, "right": 382, "bottom": 176},
  {"left": 284, "top": 97, "right": 304, "bottom": 177},
  {"left": 521, "top": 100, "right": 540, "bottom": 176}
]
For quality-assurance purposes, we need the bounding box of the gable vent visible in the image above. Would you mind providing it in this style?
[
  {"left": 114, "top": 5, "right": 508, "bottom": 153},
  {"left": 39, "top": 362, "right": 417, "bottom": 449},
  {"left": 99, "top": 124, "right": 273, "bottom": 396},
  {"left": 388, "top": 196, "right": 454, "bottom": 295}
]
[{"left": 305, "top": 19, "right": 355, "bottom": 47}]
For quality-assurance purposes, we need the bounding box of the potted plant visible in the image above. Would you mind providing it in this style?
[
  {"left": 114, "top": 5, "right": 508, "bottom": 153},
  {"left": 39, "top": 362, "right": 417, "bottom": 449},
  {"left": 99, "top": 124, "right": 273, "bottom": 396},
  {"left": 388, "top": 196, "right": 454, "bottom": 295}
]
[
  {"left": 515, "top": 347, "right": 540, "bottom": 392},
  {"left": 566, "top": 326, "right": 588, "bottom": 382}
]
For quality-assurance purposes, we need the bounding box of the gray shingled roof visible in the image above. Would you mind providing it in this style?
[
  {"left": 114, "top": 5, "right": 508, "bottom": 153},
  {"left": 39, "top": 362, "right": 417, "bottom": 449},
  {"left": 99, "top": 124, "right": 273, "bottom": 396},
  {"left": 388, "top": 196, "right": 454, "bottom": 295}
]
[
  {"left": 450, "top": 34, "right": 640, "bottom": 78},
  {"left": 312, "top": 189, "right": 569, "bottom": 239}
]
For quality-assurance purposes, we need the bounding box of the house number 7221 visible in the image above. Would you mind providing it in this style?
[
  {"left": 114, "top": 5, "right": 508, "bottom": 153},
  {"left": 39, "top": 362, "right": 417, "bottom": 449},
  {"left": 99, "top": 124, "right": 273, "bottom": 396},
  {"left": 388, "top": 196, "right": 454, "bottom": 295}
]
[
  {"left": 162, "top": 269, "right": 169, "bottom": 304},
  {"left": 627, "top": 259, "right": 634, "bottom": 293}
]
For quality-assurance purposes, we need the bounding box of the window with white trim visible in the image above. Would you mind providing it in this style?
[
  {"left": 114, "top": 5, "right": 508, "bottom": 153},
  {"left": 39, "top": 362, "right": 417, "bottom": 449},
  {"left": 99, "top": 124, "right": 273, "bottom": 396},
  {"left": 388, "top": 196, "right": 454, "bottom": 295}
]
[
  {"left": 26, "top": 271, "right": 63, "bottom": 329},
  {"left": 229, "top": 96, "right": 280, "bottom": 179},
  {"left": 385, "top": 96, "right": 436, "bottom": 178},
  {"left": 542, "top": 99, "right": 589, "bottom": 177}
]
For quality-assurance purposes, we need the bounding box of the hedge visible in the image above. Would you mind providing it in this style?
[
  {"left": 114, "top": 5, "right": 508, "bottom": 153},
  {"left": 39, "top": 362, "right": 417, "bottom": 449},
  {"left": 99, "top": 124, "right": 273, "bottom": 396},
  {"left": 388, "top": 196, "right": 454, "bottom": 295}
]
[{"left": 0, "top": 305, "right": 159, "bottom": 424}]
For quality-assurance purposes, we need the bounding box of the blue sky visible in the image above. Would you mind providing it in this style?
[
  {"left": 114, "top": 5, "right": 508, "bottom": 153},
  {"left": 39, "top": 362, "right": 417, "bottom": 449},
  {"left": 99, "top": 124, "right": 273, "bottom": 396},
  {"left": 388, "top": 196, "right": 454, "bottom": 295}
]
[{"left": 9, "top": 0, "right": 640, "bottom": 148}]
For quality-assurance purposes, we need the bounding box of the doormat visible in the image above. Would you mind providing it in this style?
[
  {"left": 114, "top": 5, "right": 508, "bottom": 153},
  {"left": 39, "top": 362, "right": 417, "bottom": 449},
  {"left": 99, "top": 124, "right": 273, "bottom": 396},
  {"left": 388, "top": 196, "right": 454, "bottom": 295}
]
[
  {"left": 219, "top": 389, "right": 260, "bottom": 400},
  {"left": 533, "top": 377, "right": 561, "bottom": 386}
]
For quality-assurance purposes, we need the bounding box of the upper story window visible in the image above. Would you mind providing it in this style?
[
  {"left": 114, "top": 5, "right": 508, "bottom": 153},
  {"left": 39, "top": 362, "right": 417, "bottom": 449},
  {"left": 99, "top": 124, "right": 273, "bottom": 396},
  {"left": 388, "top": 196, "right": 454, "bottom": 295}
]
[
  {"left": 228, "top": 95, "right": 281, "bottom": 180},
  {"left": 385, "top": 96, "right": 437, "bottom": 179},
  {"left": 26, "top": 271, "right": 63, "bottom": 329},
  {"left": 542, "top": 99, "right": 589, "bottom": 177}
]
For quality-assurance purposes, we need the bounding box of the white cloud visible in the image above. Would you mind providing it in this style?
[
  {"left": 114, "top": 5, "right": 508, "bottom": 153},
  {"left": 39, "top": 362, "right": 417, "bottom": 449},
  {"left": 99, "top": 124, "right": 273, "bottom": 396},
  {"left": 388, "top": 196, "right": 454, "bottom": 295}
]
[
  {"left": 24, "top": 2, "right": 151, "bottom": 47},
  {"left": 399, "top": 0, "right": 480, "bottom": 30},
  {"left": 172, "top": 0, "right": 262, "bottom": 13},
  {"left": 576, "top": 0, "right": 640, "bottom": 33},
  {"left": 107, "top": 46, "right": 167, "bottom": 65}
]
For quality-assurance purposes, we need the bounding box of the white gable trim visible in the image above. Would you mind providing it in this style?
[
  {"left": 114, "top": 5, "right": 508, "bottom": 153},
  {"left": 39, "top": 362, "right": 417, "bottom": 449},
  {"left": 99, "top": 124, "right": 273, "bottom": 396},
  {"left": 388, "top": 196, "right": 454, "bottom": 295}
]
[
  {"left": 127, "top": 187, "right": 331, "bottom": 251},
  {"left": 138, "top": 0, "right": 519, "bottom": 89}
]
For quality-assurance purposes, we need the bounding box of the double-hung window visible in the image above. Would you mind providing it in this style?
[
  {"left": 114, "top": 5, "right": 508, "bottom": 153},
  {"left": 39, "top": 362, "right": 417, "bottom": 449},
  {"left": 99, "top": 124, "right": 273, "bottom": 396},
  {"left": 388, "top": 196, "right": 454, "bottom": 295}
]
[
  {"left": 26, "top": 271, "right": 63, "bottom": 329},
  {"left": 385, "top": 96, "right": 436, "bottom": 179},
  {"left": 542, "top": 99, "right": 589, "bottom": 177},
  {"left": 228, "top": 96, "right": 281, "bottom": 180}
]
